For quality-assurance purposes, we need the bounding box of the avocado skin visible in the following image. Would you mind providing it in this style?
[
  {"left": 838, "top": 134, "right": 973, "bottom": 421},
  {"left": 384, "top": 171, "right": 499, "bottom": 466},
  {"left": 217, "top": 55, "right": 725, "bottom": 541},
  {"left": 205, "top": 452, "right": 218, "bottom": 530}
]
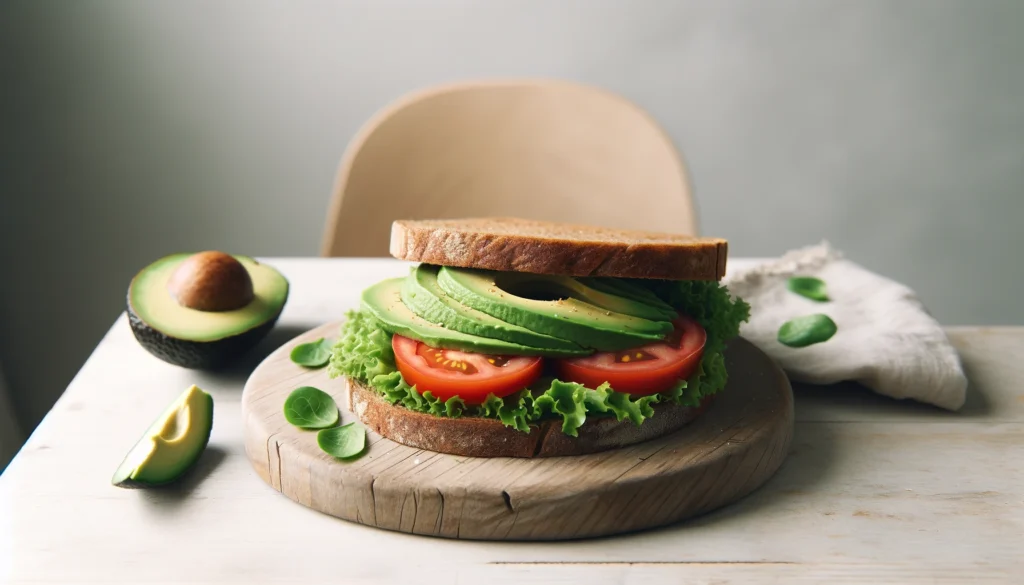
[
  {"left": 114, "top": 475, "right": 175, "bottom": 490},
  {"left": 126, "top": 301, "right": 282, "bottom": 369}
]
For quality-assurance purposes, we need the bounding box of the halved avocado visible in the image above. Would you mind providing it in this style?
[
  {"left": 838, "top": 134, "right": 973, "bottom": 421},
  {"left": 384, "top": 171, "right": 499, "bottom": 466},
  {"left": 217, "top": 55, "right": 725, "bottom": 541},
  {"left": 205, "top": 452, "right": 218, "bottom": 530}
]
[
  {"left": 436, "top": 267, "right": 673, "bottom": 351},
  {"left": 400, "top": 264, "right": 583, "bottom": 352},
  {"left": 127, "top": 252, "right": 289, "bottom": 369},
  {"left": 362, "top": 278, "right": 587, "bottom": 357},
  {"left": 112, "top": 384, "right": 214, "bottom": 488}
]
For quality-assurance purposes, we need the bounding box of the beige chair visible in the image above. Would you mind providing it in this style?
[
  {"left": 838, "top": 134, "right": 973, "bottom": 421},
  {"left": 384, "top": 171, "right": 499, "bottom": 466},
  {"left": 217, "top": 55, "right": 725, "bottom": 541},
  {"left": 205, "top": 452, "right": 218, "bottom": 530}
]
[{"left": 321, "top": 79, "right": 698, "bottom": 257}]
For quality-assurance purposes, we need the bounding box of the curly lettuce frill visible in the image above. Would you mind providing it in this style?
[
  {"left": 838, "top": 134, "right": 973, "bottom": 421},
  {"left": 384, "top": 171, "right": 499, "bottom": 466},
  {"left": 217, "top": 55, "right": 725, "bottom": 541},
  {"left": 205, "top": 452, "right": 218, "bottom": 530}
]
[{"left": 328, "top": 281, "right": 749, "bottom": 437}]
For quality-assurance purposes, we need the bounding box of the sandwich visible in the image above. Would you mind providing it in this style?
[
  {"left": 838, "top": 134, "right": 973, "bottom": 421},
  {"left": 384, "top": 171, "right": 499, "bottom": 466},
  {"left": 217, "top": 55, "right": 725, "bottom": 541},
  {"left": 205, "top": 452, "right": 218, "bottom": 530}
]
[{"left": 328, "top": 217, "right": 750, "bottom": 458}]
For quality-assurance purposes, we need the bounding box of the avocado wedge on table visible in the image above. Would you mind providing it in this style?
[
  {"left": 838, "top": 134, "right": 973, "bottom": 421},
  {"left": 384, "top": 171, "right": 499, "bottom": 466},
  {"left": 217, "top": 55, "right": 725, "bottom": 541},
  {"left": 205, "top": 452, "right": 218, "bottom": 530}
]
[{"left": 112, "top": 385, "right": 214, "bottom": 488}]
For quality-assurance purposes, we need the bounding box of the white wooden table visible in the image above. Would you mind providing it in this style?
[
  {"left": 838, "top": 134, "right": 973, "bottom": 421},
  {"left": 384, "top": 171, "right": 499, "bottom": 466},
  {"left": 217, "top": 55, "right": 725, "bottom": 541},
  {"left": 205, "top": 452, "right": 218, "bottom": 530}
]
[{"left": 2, "top": 258, "right": 1021, "bottom": 584}]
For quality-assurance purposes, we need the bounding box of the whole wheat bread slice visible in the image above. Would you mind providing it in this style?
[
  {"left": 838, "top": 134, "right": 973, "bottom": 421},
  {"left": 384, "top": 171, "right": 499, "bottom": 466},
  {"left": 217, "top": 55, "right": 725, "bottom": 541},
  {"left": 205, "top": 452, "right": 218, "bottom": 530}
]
[
  {"left": 390, "top": 217, "right": 727, "bottom": 280},
  {"left": 346, "top": 378, "right": 712, "bottom": 458}
]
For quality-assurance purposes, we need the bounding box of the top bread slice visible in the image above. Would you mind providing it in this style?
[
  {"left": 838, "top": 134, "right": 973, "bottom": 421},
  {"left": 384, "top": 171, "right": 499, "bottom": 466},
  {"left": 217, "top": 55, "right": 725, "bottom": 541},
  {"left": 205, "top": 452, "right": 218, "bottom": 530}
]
[{"left": 390, "top": 217, "right": 727, "bottom": 280}]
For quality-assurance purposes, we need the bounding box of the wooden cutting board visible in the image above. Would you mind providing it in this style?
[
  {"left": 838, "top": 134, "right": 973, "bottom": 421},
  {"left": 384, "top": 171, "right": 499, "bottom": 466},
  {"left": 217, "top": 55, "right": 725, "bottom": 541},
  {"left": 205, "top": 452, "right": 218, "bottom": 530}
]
[{"left": 241, "top": 322, "right": 793, "bottom": 541}]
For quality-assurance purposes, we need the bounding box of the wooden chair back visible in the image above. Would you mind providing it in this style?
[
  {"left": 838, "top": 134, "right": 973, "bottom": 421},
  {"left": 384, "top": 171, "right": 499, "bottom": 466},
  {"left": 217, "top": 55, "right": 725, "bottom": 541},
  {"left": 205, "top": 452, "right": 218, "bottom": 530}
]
[{"left": 321, "top": 79, "right": 697, "bottom": 257}]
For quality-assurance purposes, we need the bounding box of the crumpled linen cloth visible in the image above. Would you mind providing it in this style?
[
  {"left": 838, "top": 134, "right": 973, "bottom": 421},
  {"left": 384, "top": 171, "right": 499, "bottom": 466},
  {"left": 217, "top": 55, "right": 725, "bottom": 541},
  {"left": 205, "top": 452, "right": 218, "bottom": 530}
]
[{"left": 723, "top": 243, "right": 967, "bottom": 410}]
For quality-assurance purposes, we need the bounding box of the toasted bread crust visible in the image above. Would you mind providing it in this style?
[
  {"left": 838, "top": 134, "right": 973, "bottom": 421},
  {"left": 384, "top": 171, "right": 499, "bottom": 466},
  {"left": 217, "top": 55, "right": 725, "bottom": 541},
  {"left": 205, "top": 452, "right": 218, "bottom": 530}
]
[
  {"left": 346, "top": 379, "right": 711, "bottom": 458},
  {"left": 390, "top": 217, "right": 727, "bottom": 280}
]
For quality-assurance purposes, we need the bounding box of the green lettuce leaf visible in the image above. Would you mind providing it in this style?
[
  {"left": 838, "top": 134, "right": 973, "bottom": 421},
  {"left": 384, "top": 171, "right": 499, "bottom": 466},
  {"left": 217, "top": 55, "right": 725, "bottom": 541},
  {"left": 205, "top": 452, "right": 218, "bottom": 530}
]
[
  {"left": 479, "top": 391, "right": 532, "bottom": 433},
  {"left": 329, "top": 314, "right": 468, "bottom": 417},
  {"left": 583, "top": 383, "right": 659, "bottom": 425},
  {"left": 530, "top": 380, "right": 589, "bottom": 435},
  {"left": 635, "top": 279, "right": 751, "bottom": 356},
  {"left": 328, "top": 309, "right": 396, "bottom": 381},
  {"left": 327, "top": 279, "right": 749, "bottom": 437}
]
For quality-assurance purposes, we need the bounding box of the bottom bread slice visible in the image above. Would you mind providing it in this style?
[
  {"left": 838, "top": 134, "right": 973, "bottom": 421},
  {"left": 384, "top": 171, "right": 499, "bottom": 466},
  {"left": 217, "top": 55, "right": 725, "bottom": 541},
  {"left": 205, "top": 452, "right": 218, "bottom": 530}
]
[{"left": 345, "top": 378, "right": 711, "bottom": 458}]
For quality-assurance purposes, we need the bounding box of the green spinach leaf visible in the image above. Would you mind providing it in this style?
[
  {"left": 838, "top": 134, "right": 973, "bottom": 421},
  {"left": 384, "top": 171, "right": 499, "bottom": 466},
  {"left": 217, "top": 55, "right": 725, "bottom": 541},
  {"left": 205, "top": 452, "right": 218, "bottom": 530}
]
[
  {"left": 290, "top": 337, "right": 334, "bottom": 368},
  {"left": 778, "top": 314, "right": 837, "bottom": 347},
  {"left": 317, "top": 423, "right": 366, "bottom": 459},
  {"left": 787, "top": 276, "right": 829, "bottom": 302},
  {"left": 283, "top": 386, "right": 339, "bottom": 429}
]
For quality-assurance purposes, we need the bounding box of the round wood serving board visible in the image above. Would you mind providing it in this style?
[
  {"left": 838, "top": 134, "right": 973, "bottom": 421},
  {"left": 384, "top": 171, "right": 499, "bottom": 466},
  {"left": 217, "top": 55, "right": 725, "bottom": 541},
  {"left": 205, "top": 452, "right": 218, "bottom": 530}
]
[{"left": 242, "top": 322, "right": 794, "bottom": 541}]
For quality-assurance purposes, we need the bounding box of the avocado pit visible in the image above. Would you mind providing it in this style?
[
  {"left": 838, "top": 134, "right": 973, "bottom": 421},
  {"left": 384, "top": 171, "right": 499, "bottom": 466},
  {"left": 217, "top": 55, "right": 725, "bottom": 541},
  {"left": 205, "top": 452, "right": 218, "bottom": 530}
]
[{"left": 167, "top": 251, "right": 254, "bottom": 312}]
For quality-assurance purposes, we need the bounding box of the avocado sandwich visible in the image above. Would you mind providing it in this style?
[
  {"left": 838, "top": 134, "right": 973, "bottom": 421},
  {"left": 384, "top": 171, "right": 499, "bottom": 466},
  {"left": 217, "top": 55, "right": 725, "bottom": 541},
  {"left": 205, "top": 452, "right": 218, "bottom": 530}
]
[{"left": 328, "top": 217, "right": 750, "bottom": 458}]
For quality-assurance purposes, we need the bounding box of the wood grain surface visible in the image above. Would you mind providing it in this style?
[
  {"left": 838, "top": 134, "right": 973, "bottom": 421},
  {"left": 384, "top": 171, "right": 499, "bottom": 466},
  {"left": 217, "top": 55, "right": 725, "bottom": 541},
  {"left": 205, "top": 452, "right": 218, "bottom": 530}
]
[{"left": 241, "top": 321, "right": 794, "bottom": 540}]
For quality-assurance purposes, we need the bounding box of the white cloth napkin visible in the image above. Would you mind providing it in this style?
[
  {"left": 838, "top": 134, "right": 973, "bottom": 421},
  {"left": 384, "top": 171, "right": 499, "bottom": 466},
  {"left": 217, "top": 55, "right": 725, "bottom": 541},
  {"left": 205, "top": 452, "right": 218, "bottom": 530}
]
[{"left": 723, "top": 243, "right": 967, "bottom": 410}]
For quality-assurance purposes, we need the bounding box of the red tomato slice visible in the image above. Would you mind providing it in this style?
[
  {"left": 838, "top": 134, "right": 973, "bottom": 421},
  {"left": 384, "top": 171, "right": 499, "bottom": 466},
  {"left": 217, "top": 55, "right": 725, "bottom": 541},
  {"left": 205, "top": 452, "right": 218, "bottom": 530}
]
[
  {"left": 555, "top": 316, "right": 707, "bottom": 396},
  {"left": 392, "top": 335, "right": 543, "bottom": 404}
]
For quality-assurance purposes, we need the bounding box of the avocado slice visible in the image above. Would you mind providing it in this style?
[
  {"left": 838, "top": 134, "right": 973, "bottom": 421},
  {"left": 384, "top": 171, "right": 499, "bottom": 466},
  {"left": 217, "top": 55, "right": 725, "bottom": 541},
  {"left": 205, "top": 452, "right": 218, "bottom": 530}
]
[
  {"left": 362, "top": 278, "right": 587, "bottom": 356},
  {"left": 112, "top": 384, "right": 214, "bottom": 488},
  {"left": 401, "top": 265, "right": 583, "bottom": 352},
  {"left": 127, "top": 252, "right": 289, "bottom": 369},
  {"left": 436, "top": 267, "right": 674, "bottom": 351},
  {"left": 530, "top": 274, "right": 677, "bottom": 321},
  {"left": 579, "top": 277, "right": 678, "bottom": 318}
]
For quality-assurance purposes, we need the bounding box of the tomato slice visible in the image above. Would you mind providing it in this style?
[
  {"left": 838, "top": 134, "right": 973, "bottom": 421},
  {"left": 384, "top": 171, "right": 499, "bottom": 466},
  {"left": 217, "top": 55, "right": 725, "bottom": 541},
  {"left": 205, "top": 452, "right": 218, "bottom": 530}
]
[
  {"left": 555, "top": 316, "right": 707, "bottom": 396},
  {"left": 392, "top": 335, "right": 543, "bottom": 404}
]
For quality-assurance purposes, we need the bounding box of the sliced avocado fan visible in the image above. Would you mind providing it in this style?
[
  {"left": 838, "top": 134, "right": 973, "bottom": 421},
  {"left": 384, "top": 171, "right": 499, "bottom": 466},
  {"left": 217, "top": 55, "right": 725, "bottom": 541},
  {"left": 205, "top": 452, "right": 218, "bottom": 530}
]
[
  {"left": 361, "top": 278, "right": 588, "bottom": 356},
  {"left": 579, "top": 277, "right": 678, "bottom": 316},
  {"left": 401, "top": 264, "right": 584, "bottom": 352},
  {"left": 436, "top": 267, "right": 674, "bottom": 351}
]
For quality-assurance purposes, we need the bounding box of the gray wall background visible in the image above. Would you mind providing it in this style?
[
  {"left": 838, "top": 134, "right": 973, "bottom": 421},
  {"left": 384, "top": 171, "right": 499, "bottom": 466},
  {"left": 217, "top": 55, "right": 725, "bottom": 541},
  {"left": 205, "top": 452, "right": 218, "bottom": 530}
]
[{"left": 1, "top": 0, "right": 1022, "bottom": 439}]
